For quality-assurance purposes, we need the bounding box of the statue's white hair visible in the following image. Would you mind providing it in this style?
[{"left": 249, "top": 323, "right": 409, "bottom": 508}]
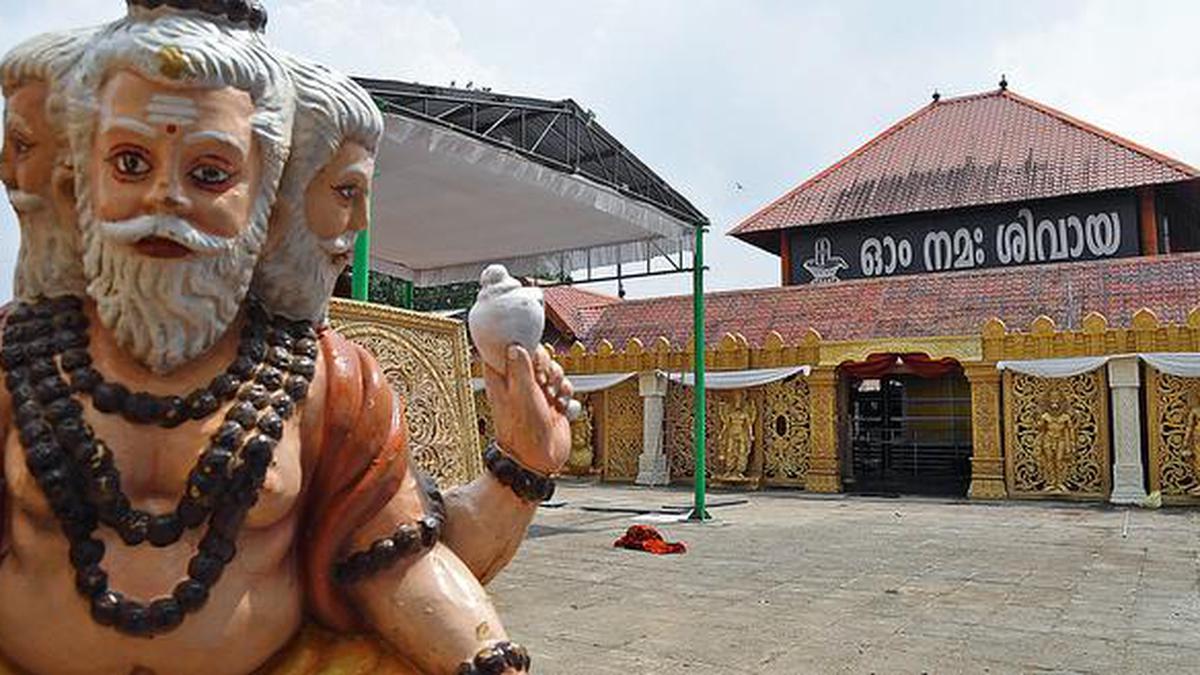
[
  {"left": 65, "top": 13, "right": 294, "bottom": 372},
  {"left": 253, "top": 52, "right": 382, "bottom": 323},
  {"left": 1, "top": 27, "right": 97, "bottom": 301}
]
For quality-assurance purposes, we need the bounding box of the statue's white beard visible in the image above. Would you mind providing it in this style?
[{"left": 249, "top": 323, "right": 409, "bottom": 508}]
[
  {"left": 11, "top": 195, "right": 88, "bottom": 302},
  {"left": 254, "top": 217, "right": 351, "bottom": 323},
  {"left": 83, "top": 214, "right": 258, "bottom": 374}
]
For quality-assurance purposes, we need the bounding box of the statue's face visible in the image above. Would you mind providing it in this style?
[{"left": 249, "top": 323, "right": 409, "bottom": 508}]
[
  {"left": 90, "top": 69, "right": 260, "bottom": 256},
  {"left": 303, "top": 140, "right": 372, "bottom": 262},
  {"left": 1, "top": 80, "right": 56, "bottom": 216}
]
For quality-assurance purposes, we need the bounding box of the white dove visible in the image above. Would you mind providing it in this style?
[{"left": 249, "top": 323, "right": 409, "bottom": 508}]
[{"left": 469, "top": 264, "right": 581, "bottom": 421}]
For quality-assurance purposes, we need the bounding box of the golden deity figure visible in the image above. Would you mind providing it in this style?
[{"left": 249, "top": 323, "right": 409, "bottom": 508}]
[
  {"left": 565, "top": 400, "right": 595, "bottom": 474},
  {"left": 1179, "top": 390, "right": 1200, "bottom": 495},
  {"left": 1035, "top": 391, "right": 1077, "bottom": 492},
  {"left": 716, "top": 389, "right": 756, "bottom": 481}
]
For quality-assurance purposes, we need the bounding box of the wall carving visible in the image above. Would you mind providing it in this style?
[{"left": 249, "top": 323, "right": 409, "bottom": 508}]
[
  {"left": 664, "top": 383, "right": 717, "bottom": 482},
  {"left": 1003, "top": 369, "right": 1109, "bottom": 499},
  {"left": 715, "top": 390, "right": 758, "bottom": 482},
  {"left": 600, "top": 379, "right": 643, "bottom": 481},
  {"left": 473, "top": 389, "right": 494, "bottom": 456},
  {"left": 760, "top": 376, "right": 811, "bottom": 486},
  {"left": 330, "top": 299, "right": 482, "bottom": 489},
  {"left": 565, "top": 395, "right": 598, "bottom": 475},
  {"left": 1145, "top": 369, "right": 1200, "bottom": 503}
]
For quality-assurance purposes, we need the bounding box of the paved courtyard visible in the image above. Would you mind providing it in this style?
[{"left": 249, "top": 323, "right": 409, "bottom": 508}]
[{"left": 488, "top": 482, "right": 1200, "bottom": 675}]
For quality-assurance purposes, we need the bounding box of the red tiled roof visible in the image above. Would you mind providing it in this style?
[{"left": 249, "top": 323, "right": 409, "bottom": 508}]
[
  {"left": 569, "top": 252, "right": 1200, "bottom": 348},
  {"left": 731, "top": 88, "right": 1198, "bottom": 239},
  {"left": 543, "top": 285, "right": 621, "bottom": 339}
]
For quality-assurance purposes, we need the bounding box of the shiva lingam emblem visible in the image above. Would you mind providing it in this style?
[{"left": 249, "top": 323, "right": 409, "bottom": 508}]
[{"left": 803, "top": 237, "right": 848, "bottom": 284}]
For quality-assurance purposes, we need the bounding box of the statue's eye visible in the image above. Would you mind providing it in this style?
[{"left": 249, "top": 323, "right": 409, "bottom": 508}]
[
  {"left": 334, "top": 184, "right": 360, "bottom": 201},
  {"left": 11, "top": 136, "right": 33, "bottom": 157},
  {"left": 189, "top": 164, "right": 232, "bottom": 188},
  {"left": 111, "top": 150, "right": 151, "bottom": 178}
]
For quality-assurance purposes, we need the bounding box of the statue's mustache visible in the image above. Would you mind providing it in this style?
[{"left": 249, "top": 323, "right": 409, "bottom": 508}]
[
  {"left": 97, "top": 214, "right": 231, "bottom": 256},
  {"left": 317, "top": 231, "right": 356, "bottom": 257},
  {"left": 6, "top": 189, "right": 47, "bottom": 215}
]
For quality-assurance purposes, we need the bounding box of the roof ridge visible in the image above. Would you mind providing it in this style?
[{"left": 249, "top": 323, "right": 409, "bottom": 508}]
[
  {"left": 728, "top": 97, "right": 940, "bottom": 236},
  {"left": 1001, "top": 89, "right": 1199, "bottom": 177}
]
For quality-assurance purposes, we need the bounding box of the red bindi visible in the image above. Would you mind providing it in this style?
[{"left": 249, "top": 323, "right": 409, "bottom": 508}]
[{"left": 166, "top": 124, "right": 177, "bottom": 134}]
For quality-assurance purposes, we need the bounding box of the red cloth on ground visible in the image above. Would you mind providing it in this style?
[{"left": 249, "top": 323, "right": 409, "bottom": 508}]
[{"left": 613, "top": 524, "right": 687, "bottom": 555}]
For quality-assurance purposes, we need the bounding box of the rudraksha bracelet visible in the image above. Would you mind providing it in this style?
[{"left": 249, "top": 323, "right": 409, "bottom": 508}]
[
  {"left": 482, "top": 442, "right": 556, "bottom": 504},
  {"left": 457, "top": 641, "right": 531, "bottom": 675},
  {"left": 334, "top": 469, "right": 447, "bottom": 584}
]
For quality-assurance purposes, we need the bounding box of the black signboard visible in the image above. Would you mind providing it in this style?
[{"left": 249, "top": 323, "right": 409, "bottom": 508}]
[{"left": 787, "top": 191, "right": 1140, "bottom": 285}]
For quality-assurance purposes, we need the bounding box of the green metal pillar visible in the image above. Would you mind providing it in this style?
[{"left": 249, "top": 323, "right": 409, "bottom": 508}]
[
  {"left": 689, "top": 224, "right": 710, "bottom": 521},
  {"left": 351, "top": 227, "right": 370, "bottom": 301},
  {"left": 400, "top": 279, "right": 414, "bottom": 310}
]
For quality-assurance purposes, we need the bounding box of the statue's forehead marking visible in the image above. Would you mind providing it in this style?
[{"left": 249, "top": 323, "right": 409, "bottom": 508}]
[{"left": 146, "top": 93, "right": 199, "bottom": 127}]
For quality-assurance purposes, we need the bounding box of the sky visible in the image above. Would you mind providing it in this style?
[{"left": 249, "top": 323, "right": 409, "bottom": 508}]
[{"left": 2, "top": 0, "right": 1199, "bottom": 301}]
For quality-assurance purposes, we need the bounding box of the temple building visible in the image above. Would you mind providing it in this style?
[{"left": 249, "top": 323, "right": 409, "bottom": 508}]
[{"left": 503, "top": 85, "right": 1200, "bottom": 505}]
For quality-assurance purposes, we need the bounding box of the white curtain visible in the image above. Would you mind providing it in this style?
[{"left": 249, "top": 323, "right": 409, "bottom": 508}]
[
  {"left": 1140, "top": 353, "right": 1200, "bottom": 378},
  {"left": 471, "top": 372, "right": 637, "bottom": 394},
  {"left": 668, "top": 366, "right": 811, "bottom": 390},
  {"left": 995, "top": 357, "right": 1109, "bottom": 378}
]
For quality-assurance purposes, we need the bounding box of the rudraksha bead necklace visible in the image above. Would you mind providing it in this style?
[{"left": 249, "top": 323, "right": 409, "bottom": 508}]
[{"left": 2, "top": 296, "right": 316, "bottom": 637}]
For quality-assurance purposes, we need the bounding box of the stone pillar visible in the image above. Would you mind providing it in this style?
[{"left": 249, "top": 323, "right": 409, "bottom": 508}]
[
  {"left": 806, "top": 368, "right": 841, "bottom": 493},
  {"left": 965, "top": 364, "right": 1006, "bottom": 499},
  {"left": 1108, "top": 356, "right": 1148, "bottom": 504},
  {"left": 636, "top": 371, "right": 670, "bottom": 486}
]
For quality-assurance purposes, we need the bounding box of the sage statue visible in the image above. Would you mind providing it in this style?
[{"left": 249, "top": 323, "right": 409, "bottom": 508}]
[{"left": 0, "top": 2, "right": 571, "bottom": 674}]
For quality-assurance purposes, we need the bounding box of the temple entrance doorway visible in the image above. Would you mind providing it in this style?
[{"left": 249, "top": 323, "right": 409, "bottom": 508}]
[{"left": 843, "top": 355, "right": 973, "bottom": 497}]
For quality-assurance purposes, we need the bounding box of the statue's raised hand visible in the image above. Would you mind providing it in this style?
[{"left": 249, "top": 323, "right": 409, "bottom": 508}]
[{"left": 482, "top": 345, "right": 572, "bottom": 475}]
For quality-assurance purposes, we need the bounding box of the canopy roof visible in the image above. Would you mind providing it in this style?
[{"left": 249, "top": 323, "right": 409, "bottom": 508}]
[
  {"left": 355, "top": 78, "right": 707, "bottom": 286},
  {"left": 731, "top": 87, "right": 1198, "bottom": 252}
]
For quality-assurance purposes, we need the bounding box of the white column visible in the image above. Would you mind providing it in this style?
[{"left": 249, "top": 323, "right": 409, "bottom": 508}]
[
  {"left": 636, "top": 371, "right": 670, "bottom": 486},
  {"left": 1108, "top": 356, "right": 1148, "bottom": 505}
]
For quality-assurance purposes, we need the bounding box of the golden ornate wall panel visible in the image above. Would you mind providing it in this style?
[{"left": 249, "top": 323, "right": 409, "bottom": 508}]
[
  {"left": 760, "top": 376, "right": 812, "bottom": 487},
  {"left": 599, "top": 379, "right": 643, "bottom": 482},
  {"left": 473, "top": 389, "right": 493, "bottom": 456},
  {"left": 330, "top": 299, "right": 482, "bottom": 489},
  {"left": 663, "top": 382, "right": 717, "bottom": 483},
  {"left": 1145, "top": 369, "right": 1200, "bottom": 504},
  {"left": 1003, "top": 369, "right": 1110, "bottom": 499}
]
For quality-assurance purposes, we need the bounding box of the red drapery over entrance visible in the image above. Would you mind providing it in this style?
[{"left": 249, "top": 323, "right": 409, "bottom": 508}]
[{"left": 839, "top": 353, "right": 961, "bottom": 380}]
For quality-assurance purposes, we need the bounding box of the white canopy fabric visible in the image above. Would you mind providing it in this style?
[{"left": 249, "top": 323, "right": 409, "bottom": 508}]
[
  {"left": 996, "top": 357, "right": 1109, "bottom": 378},
  {"left": 668, "top": 366, "right": 811, "bottom": 390},
  {"left": 471, "top": 372, "right": 637, "bottom": 395},
  {"left": 369, "top": 115, "right": 694, "bottom": 286},
  {"left": 1139, "top": 353, "right": 1200, "bottom": 378}
]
